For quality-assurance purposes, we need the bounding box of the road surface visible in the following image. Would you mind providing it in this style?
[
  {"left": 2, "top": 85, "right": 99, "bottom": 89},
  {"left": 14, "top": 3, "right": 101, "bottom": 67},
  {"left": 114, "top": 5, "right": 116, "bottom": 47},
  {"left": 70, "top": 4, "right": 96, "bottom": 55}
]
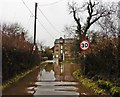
[{"left": 2, "top": 62, "right": 95, "bottom": 97}]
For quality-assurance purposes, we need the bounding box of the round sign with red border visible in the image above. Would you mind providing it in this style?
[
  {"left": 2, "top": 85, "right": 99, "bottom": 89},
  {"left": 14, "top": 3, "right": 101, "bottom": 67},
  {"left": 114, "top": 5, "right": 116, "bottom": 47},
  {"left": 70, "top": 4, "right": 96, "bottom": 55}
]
[{"left": 80, "top": 40, "right": 90, "bottom": 51}]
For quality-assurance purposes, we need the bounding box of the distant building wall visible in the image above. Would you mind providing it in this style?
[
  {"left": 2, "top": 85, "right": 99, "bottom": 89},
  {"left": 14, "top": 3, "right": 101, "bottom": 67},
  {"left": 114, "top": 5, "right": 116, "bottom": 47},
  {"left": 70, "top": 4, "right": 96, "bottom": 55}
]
[{"left": 53, "top": 37, "right": 74, "bottom": 62}]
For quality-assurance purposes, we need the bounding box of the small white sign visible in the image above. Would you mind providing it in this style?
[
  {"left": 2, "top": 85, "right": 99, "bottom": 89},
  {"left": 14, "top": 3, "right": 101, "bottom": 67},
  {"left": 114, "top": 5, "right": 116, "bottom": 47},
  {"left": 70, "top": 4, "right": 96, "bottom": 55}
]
[{"left": 80, "top": 40, "right": 90, "bottom": 51}]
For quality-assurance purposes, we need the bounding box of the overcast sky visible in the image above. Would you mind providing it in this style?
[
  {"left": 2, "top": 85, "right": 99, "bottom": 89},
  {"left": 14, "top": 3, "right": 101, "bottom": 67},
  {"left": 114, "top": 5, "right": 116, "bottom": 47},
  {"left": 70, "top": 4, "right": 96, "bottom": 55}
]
[{"left": 0, "top": 0, "right": 119, "bottom": 47}]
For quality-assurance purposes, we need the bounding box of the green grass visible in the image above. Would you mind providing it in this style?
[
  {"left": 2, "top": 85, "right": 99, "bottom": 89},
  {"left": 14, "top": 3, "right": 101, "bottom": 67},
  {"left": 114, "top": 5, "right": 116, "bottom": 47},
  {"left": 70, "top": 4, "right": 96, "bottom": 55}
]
[
  {"left": 73, "top": 69, "right": 120, "bottom": 97},
  {"left": 0, "top": 65, "right": 39, "bottom": 90},
  {"left": 110, "top": 86, "right": 120, "bottom": 96},
  {"left": 73, "top": 69, "right": 107, "bottom": 95}
]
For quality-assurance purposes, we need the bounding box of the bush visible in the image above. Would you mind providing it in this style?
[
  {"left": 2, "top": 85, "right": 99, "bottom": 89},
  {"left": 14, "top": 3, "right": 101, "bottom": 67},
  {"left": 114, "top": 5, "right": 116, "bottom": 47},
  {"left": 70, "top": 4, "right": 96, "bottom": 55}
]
[
  {"left": 73, "top": 70, "right": 106, "bottom": 95},
  {"left": 110, "top": 86, "right": 120, "bottom": 97},
  {"left": 2, "top": 23, "right": 41, "bottom": 82},
  {"left": 80, "top": 38, "right": 120, "bottom": 83},
  {"left": 97, "top": 80, "right": 113, "bottom": 91}
]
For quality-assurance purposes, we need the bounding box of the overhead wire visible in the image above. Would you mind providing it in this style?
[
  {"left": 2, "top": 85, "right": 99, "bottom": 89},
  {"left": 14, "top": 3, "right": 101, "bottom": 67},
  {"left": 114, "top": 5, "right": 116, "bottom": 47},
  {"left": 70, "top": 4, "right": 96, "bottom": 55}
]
[
  {"left": 38, "top": 6, "right": 61, "bottom": 36},
  {"left": 21, "top": 0, "right": 34, "bottom": 17},
  {"left": 37, "top": 19, "right": 55, "bottom": 39},
  {"left": 39, "top": 0, "right": 65, "bottom": 6},
  {"left": 21, "top": 0, "right": 55, "bottom": 39}
]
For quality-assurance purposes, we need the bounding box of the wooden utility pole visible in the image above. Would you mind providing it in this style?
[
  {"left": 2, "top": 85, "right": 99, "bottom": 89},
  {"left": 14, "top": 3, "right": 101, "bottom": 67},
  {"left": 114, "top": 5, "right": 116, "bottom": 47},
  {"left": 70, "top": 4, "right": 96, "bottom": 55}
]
[{"left": 34, "top": 2, "right": 37, "bottom": 45}]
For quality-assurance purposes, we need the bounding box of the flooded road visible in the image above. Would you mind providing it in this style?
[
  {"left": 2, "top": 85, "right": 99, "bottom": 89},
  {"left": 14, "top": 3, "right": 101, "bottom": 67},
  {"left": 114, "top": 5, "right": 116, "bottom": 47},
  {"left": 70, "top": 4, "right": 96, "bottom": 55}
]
[{"left": 2, "top": 63, "right": 94, "bottom": 96}]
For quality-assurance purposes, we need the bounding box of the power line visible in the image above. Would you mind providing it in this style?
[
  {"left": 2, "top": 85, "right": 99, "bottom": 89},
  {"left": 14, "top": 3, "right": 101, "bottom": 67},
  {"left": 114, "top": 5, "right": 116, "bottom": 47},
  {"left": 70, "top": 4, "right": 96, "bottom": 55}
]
[
  {"left": 39, "top": 0, "right": 65, "bottom": 6},
  {"left": 21, "top": 0, "right": 34, "bottom": 17},
  {"left": 21, "top": 0, "right": 55, "bottom": 39},
  {"left": 38, "top": 6, "right": 61, "bottom": 35},
  {"left": 37, "top": 19, "right": 55, "bottom": 39}
]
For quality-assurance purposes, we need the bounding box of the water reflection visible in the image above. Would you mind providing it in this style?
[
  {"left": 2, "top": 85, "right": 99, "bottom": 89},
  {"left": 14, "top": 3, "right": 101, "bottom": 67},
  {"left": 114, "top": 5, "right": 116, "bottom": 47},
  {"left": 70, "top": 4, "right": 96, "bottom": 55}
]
[
  {"left": 60, "top": 64, "right": 64, "bottom": 73},
  {"left": 38, "top": 64, "right": 67, "bottom": 81},
  {"left": 54, "top": 64, "right": 76, "bottom": 81},
  {"left": 2, "top": 62, "right": 94, "bottom": 96},
  {"left": 32, "top": 63, "right": 81, "bottom": 96},
  {"left": 40, "top": 69, "right": 55, "bottom": 81}
]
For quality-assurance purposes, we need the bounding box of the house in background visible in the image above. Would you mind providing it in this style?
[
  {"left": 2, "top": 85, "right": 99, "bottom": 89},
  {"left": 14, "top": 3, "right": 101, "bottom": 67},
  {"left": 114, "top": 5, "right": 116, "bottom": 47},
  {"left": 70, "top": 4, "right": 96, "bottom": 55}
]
[{"left": 53, "top": 37, "right": 74, "bottom": 63}]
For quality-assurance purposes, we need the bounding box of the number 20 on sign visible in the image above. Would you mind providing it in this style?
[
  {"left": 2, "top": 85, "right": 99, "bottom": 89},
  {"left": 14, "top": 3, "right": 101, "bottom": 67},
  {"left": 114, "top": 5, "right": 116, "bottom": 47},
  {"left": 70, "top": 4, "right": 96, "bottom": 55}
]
[{"left": 80, "top": 40, "right": 90, "bottom": 51}]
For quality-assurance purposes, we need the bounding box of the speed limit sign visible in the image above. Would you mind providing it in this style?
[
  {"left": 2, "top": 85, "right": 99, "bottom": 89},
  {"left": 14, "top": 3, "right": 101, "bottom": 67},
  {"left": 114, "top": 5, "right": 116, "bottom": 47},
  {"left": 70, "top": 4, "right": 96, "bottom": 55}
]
[{"left": 80, "top": 40, "right": 90, "bottom": 51}]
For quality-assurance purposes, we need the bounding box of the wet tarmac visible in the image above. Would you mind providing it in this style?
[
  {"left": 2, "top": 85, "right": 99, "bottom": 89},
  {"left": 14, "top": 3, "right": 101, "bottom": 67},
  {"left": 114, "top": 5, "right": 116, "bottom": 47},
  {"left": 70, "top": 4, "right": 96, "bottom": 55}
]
[{"left": 2, "top": 63, "right": 95, "bottom": 97}]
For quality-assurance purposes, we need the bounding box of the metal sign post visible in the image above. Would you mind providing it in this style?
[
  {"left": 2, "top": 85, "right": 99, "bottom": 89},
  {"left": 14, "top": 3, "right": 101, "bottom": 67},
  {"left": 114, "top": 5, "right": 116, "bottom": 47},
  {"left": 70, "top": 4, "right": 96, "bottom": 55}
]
[{"left": 80, "top": 40, "right": 90, "bottom": 74}]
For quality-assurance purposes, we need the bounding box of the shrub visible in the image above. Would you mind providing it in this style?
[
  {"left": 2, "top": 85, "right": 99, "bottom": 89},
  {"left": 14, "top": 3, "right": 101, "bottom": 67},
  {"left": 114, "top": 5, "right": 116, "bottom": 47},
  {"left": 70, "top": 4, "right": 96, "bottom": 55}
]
[
  {"left": 2, "top": 23, "right": 41, "bottom": 82},
  {"left": 110, "top": 86, "right": 120, "bottom": 97},
  {"left": 97, "top": 80, "right": 113, "bottom": 91},
  {"left": 80, "top": 38, "right": 120, "bottom": 83}
]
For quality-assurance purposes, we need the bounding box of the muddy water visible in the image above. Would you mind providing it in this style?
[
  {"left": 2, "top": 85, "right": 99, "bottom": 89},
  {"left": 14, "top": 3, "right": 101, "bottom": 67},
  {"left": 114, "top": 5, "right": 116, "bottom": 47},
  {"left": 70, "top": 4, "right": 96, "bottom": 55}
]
[{"left": 2, "top": 63, "right": 94, "bottom": 96}]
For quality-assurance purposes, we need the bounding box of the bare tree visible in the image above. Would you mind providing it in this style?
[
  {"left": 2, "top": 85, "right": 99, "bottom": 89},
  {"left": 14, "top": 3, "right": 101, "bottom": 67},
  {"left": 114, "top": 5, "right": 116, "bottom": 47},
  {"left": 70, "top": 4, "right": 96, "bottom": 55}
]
[
  {"left": 64, "top": 25, "right": 76, "bottom": 38},
  {"left": 68, "top": 0, "right": 114, "bottom": 40},
  {"left": 97, "top": 2, "right": 119, "bottom": 38},
  {"left": 38, "top": 41, "right": 45, "bottom": 52},
  {"left": 1, "top": 23, "right": 27, "bottom": 37},
  {"left": 117, "top": 1, "right": 120, "bottom": 37},
  {"left": 98, "top": 15, "right": 118, "bottom": 38}
]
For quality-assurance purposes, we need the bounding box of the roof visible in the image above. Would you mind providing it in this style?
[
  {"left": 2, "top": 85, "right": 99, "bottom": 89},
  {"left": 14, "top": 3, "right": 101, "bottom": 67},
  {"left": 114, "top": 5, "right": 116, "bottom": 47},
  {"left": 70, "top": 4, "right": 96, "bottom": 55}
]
[
  {"left": 54, "top": 37, "right": 74, "bottom": 44},
  {"left": 64, "top": 38, "right": 74, "bottom": 44}
]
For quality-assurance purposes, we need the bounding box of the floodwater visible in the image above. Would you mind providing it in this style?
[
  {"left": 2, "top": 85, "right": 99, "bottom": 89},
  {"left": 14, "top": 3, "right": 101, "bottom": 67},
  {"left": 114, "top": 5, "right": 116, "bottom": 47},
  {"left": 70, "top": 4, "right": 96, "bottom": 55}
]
[{"left": 2, "top": 63, "right": 94, "bottom": 97}]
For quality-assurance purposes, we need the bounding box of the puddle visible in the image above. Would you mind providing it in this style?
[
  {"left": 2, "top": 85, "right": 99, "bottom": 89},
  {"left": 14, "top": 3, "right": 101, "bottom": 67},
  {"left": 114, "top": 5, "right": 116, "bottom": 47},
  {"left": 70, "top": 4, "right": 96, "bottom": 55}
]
[
  {"left": 34, "top": 82, "right": 78, "bottom": 86},
  {"left": 2, "top": 63, "right": 94, "bottom": 96},
  {"left": 39, "top": 69, "right": 55, "bottom": 81}
]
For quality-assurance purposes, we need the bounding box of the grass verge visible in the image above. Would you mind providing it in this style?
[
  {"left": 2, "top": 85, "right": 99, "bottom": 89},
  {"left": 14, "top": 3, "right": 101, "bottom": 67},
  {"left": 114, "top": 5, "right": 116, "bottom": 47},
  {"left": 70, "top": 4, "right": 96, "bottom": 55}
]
[
  {"left": 0, "top": 65, "right": 40, "bottom": 90},
  {"left": 73, "top": 69, "right": 108, "bottom": 95},
  {"left": 73, "top": 69, "right": 120, "bottom": 97}
]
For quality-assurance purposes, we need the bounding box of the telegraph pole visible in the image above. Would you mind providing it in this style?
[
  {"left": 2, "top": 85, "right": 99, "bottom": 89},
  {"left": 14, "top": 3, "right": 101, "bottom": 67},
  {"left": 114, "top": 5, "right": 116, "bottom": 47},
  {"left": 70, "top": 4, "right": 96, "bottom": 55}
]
[
  {"left": 33, "top": 2, "right": 37, "bottom": 51},
  {"left": 34, "top": 2, "right": 37, "bottom": 45}
]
